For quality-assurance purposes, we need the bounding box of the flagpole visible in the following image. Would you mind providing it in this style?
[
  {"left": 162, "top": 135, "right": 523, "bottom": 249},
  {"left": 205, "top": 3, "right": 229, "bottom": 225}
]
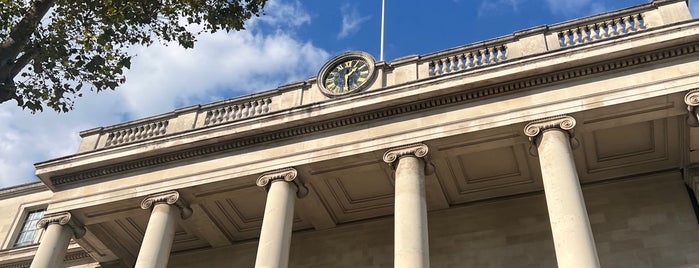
[{"left": 380, "top": 0, "right": 385, "bottom": 61}]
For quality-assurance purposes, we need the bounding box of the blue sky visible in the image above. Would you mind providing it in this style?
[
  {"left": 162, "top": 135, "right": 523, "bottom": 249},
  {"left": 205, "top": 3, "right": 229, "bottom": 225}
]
[{"left": 0, "top": 0, "right": 697, "bottom": 188}]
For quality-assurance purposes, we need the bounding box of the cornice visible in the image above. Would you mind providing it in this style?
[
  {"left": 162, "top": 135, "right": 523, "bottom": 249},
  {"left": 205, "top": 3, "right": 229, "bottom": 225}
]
[
  {"left": 140, "top": 191, "right": 192, "bottom": 219},
  {"left": 47, "top": 42, "right": 699, "bottom": 188},
  {"left": 256, "top": 168, "right": 308, "bottom": 198},
  {"left": 0, "top": 182, "right": 48, "bottom": 200},
  {"left": 36, "top": 212, "right": 86, "bottom": 239}
]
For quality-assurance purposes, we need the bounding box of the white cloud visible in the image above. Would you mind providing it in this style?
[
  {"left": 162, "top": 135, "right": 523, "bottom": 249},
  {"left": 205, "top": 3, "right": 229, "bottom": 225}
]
[
  {"left": 0, "top": 0, "right": 329, "bottom": 188},
  {"left": 337, "top": 4, "right": 371, "bottom": 39},
  {"left": 477, "top": 0, "right": 523, "bottom": 17},
  {"left": 544, "top": 0, "right": 608, "bottom": 17}
]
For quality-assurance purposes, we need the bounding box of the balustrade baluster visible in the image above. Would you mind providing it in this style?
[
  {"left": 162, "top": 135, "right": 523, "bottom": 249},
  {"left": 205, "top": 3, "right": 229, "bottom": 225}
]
[
  {"left": 440, "top": 58, "right": 448, "bottom": 74},
  {"left": 465, "top": 52, "right": 474, "bottom": 69},
  {"left": 636, "top": 14, "right": 645, "bottom": 30},
  {"left": 449, "top": 56, "right": 458, "bottom": 72},
  {"left": 257, "top": 100, "right": 265, "bottom": 114},
  {"left": 623, "top": 16, "right": 632, "bottom": 33},
  {"left": 432, "top": 60, "right": 442, "bottom": 75},
  {"left": 488, "top": 47, "right": 497, "bottom": 64},
  {"left": 224, "top": 106, "right": 232, "bottom": 122},
  {"left": 601, "top": 21, "right": 611, "bottom": 38},
  {"left": 613, "top": 19, "right": 623, "bottom": 36},
  {"left": 456, "top": 54, "right": 465, "bottom": 71}
]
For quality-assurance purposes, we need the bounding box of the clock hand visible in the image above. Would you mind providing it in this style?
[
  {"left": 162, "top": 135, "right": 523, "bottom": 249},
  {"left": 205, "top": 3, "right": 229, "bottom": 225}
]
[{"left": 344, "top": 67, "right": 358, "bottom": 91}]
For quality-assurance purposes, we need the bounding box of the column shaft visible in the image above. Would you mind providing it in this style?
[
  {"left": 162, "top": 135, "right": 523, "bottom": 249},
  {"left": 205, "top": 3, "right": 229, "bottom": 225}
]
[
  {"left": 255, "top": 180, "right": 296, "bottom": 268},
  {"left": 135, "top": 203, "right": 178, "bottom": 268},
  {"left": 394, "top": 156, "right": 429, "bottom": 268},
  {"left": 538, "top": 130, "right": 599, "bottom": 268},
  {"left": 30, "top": 224, "right": 73, "bottom": 268}
]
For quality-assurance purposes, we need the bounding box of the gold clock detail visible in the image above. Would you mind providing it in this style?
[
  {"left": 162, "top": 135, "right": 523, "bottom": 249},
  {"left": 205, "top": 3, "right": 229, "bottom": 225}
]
[{"left": 317, "top": 51, "right": 376, "bottom": 97}]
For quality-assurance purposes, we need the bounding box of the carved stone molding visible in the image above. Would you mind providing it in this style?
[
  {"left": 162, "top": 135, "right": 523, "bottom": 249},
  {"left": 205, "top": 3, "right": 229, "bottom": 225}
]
[
  {"left": 383, "top": 143, "right": 434, "bottom": 174},
  {"left": 524, "top": 115, "right": 579, "bottom": 156},
  {"left": 686, "top": 89, "right": 699, "bottom": 127},
  {"left": 140, "top": 191, "right": 193, "bottom": 219},
  {"left": 256, "top": 167, "right": 308, "bottom": 198},
  {"left": 36, "top": 212, "right": 86, "bottom": 239}
]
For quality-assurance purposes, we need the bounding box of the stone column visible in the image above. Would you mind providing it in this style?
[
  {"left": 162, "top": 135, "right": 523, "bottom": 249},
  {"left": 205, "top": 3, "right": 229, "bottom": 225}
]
[
  {"left": 255, "top": 168, "right": 307, "bottom": 268},
  {"left": 135, "top": 191, "right": 192, "bottom": 268},
  {"left": 383, "top": 143, "right": 431, "bottom": 268},
  {"left": 31, "top": 212, "right": 86, "bottom": 268},
  {"left": 686, "top": 89, "right": 699, "bottom": 127},
  {"left": 524, "top": 115, "right": 600, "bottom": 268}
]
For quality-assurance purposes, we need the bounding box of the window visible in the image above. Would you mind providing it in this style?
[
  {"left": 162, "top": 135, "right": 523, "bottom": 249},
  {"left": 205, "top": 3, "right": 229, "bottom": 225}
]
[{"left": 13, "top": 209, "right": 45, "bottom": 247}]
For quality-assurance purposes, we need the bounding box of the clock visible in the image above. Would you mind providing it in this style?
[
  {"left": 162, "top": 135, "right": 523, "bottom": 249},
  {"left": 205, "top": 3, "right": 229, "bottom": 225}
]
[{"left": 317, "top": 51, "right": 376, "bottom": 97}]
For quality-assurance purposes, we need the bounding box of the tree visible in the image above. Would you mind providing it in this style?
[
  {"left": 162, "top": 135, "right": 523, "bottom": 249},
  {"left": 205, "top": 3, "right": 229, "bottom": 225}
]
[{"left": 0, "top": 0, "right": 267, "bottom": 112}]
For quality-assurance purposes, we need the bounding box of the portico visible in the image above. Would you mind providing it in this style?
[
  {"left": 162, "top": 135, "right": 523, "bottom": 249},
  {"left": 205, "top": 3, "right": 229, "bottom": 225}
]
[{"left": 25, "top": 1, "right": 699, "bottom": 267}]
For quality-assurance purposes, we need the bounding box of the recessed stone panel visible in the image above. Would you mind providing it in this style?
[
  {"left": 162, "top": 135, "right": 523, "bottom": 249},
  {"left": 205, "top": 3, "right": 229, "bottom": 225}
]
[{"left": 593, "top": 121, "right": 654, "bottom": 161}]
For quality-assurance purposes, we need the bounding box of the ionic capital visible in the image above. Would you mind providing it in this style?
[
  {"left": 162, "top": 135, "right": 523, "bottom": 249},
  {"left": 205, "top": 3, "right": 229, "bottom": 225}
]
[
  {"left": 524, "top": 115, "right": 579, "bottom": 155},
  {"left": 256, "top": 167, "right": 308, "bottom": 198},
  {"left": 383, "top": 143, "right": 434, "bottom": 174},
  {"left": 686, "top": 89, "right": 699, "bottom": 127},
  {"left": 36, "top": 212, "right": 86, "bottom": 239},
  {"left": 140, "top": 191, "right": 192, "bottom": 219}
]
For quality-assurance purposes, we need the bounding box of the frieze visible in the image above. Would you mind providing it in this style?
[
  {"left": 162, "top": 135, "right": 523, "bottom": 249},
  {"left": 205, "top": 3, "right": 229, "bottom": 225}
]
[
  {"left": 48, "top": 43, "right": 699, "bottom": 187},
  {"left": 256, "top": 168, "right": 308, "bottom": 198}
]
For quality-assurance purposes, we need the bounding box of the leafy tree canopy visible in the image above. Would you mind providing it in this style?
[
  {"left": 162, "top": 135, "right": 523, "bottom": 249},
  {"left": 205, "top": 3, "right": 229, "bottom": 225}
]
[{"left": 0, "top": 0, "right": 267, "bottom": 112}]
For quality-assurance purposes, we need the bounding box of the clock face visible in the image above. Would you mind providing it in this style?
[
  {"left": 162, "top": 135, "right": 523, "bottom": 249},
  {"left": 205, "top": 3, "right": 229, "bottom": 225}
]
[{"left": 323, "top": 59, "right": 371, "bottom": 94}]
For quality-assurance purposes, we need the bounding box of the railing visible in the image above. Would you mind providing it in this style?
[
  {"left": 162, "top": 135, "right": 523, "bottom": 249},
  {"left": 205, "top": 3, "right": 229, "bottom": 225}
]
[
  {"left": 104, "top": 119, "right": 169, "bottom": 147},
  {"left": 428, "top": 44, "right": 508, "bottom": 77},
  {"left": 557, "top": 13, "right": 645, "bottom": 48},
  {"left": 203, "top": 97, "right": 273, "bottom": 127}
]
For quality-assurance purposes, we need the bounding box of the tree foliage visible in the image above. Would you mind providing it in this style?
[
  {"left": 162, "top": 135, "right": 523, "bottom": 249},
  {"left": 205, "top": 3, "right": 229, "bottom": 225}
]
[{"left": 0, "top": 0, "right": 267, "bottom": 112}]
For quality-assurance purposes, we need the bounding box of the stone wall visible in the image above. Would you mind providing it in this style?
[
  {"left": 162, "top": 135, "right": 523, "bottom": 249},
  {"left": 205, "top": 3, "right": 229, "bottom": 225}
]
[{"left": 168, "top": 171, "right": 699, "bottom": 267}]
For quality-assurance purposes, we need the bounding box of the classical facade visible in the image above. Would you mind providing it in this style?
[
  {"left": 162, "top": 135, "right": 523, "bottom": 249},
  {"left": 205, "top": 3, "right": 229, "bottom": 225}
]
[{"left": 2, "top": 0, "right": 699, "bottom": 267}]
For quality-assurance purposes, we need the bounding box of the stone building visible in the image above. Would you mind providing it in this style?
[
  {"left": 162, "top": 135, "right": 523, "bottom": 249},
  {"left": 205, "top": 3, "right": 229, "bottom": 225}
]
[{"left": 2, "top": 0, "right": 699, "bottom": 267}]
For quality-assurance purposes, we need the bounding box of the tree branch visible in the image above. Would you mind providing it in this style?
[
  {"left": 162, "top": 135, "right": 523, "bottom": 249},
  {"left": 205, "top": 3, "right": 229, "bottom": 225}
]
[
  {"left": 9, "top": 47, "right": 39, "bottom": 79},
  {"left": 0, "top": 0, "right": 56, "bottom": 70}
]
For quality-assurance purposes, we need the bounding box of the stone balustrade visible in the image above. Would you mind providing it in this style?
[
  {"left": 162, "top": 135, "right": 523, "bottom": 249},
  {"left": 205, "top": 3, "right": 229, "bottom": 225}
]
[
  {"left": 427, "top": 44, "right": 508, "bottom": 76},
  {"left": 556, "top": 14, "right": 645, "bottom": 48},
  {"left": 75, "top": 0, "right": 689, "bottom": 153},
  {"left": 105, "top": 119, "right": 170, "bottom": 147},
  {"left": 203, "top": 97, "right": 273, "bottom": 127}
]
